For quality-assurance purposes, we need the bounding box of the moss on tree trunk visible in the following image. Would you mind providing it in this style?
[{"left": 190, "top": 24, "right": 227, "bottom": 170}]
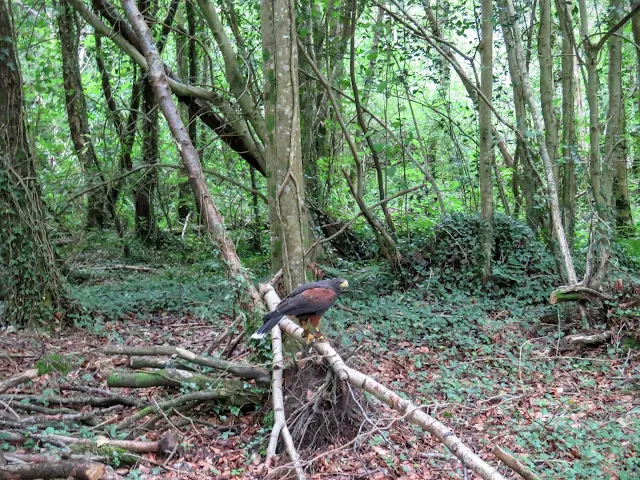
[{"left": 0, "top": 0, "right": 67, "bottom": 325}]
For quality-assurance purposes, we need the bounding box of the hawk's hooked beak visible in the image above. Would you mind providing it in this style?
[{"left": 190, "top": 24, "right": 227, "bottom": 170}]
[{"left": 340, "top": 280, "right": 349, "bottom": 290}]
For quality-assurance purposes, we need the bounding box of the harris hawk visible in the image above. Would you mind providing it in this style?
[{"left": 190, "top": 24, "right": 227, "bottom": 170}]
[{"left": 251, "top": 278, "right": 349, "bottom": 342}]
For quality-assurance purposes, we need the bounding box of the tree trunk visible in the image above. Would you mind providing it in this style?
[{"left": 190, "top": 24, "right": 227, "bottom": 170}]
[
  {"left": 613, "top": 102, "right": 632, "bottom": 233},
  {"left": 577, "top": 0, "right": 610, "bottom": 289},
  {"left": 135, "top": 77, "right": 159, "bottom": 242},
  {"left": 555, "top": 0, "right": 577, "bottom": 248},
  {"left": 175, "top": 2, "right": 198, "bottom": 225},
  {"left": 499, "top": 7, "right": 541, "bottom": 232},
  {"left": 58, "top": 0, "right": 105, "bottom": 229},
  {"left": 249, "top": 166, "right": 262, "bottom": 250},
  {"left": 76, "top": 0, "right": 266, "bottom": 174},
  {"left": 634, "top": 8, "right": 640, "bottom": 120},
  {"left": 500, "top": 0, "right": 577, "bottom": 285},
  {"left": 604, "top": 4, "right": 632, "bottom": 234},
  {"left": 0, "top": 0, "right": 67, "bottom": 325},
  {"left": 633, "top": 3, "right": 640, "bottom": 182},
  {"left": 538, "top": 0, "right": 559, "bottom": 181},
  {"left": 134, "top": 0, "right": 159, "bottom": 243},
  {"left": 478, "top": 0, "right": 494, "bottom": 280},
  {"left": 197, "top": 0, "right": 267, "bottom": 145},
  {"left": 261, "top": 0, "right": 308, "bottom": 290},
  {"left": 93, "top": 34, "right": 131, "bottom": 253},
  {"left": 349, "top": 0, "right": 395, "bottom": 234}
]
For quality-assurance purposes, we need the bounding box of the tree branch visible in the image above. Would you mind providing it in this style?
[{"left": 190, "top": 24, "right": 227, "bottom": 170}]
[
  {"left": 263, "top": 324, "right": 306, "bottom": 479},
  {"left": 594, "top": 1, "right": 640, "bottom": 51}
]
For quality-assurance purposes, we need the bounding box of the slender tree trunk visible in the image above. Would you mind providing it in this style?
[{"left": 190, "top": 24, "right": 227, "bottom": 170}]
[
  {"left": 108, "top": 70, "right": 141, "bottom": 216},
  {"left": 613, "top": 102, "right": 632, "bottom": 233},
  {"left": 0, "top": 0, "right": 67, "bottom": 324},
  {"left": 176, "top": 2, "right": 198, "bottom": 224},
  {"left": 578, "top": 0, "right": 610, "bottom": 289},
  {"left": 494, "top": 162, "right": 511, "bottom": 216},
  {"left": 634, "top": 7, "right": 640, "bottom": 184},
  {"left": 197, "top": 0, "right": 267, "bottom": 145},
  {"left": 500, "top": 0, "right": 577, "bottom": 284},
  {"left": 262, "top": 0, "right": 308, "bottom": 290},
  {"left": 500, "top": 7, "right": 539, "bottom": 231},
  {"left": 299, "top": 40, "right": 401, "bottom": 267},
  {"left": 135, "top": 78, "right": 159, "bottom": 242},
  {"left": 478, "top": 0, "right": 494, "bottom": 280},
  {"left": 94, "top": 35, "right": 133, "bottom": 255},
  {"left": 634, "top": 8, "right": 640, "bottom": 120},
  {"left": 134, "top": 0, "right": 159, "bottom": 243},
  {"left": 349, "top": 0, "right": 395, "bottom": 234},
  {"left": 249, "top": 166, "right": 261, "bottom": 250},
  {"left": 604, "top": 5, "right": 632, "bottom": 234},
  {"left": 58, "top": 0, "right": 105, "bottom": 229},
  {"left": 556, "top": 0, "right": 577, "bottom": 248},
  {"left": 538, "top": 0, "right": 559, "bottom": 181},
  {"left": 77, "top": 0, "right": 266, "bottom": 174}
]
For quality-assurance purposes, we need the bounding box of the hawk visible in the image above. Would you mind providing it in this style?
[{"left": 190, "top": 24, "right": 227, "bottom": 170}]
[{"left": 251, "top": 278, "right": 349, "bottom": 342}]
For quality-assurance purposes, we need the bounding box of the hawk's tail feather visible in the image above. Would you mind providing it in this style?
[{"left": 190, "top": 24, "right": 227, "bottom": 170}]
[{"left": 250, "top": 311, "right": 285, "bottom": 339}]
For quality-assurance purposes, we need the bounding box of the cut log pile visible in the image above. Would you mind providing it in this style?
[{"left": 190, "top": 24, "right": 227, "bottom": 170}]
[{"left": 0, "top": 342, "right": 268, "bottom": 479}]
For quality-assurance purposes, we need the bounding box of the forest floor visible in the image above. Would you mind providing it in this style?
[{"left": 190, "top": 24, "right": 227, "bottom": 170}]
[{"left": 1, "top": 246, "right": 639, "bottom": 480}]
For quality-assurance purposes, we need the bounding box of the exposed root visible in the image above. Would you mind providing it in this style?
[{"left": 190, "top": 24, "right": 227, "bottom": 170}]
[{"left": 284, "top": 356, "right": 363, "bottom": 451}]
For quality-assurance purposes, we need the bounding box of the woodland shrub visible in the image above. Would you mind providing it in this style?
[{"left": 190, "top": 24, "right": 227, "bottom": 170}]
[{"left": 409, "top": 213, "right": 558, "bottom": 297}]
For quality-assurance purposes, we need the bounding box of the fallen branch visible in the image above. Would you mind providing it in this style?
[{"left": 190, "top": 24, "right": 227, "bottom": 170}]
[
  {"left": 560, "top": 331, "right": 612, "bottom": 349},
  {"left": 0, "top": 394, "right": 136, "bottom": 408},
  {"left": 620, "top": 297, "right": 640, "bottom": 309},
  {"left": 259, "top": 284, "right": 506, "bottom": 480},
  {"left": 264, "top": 324, "right": 305, "bottom": 479},
  {"left": 129, "top": 357, "right": 196, "bottom": 370},
  {"left": 107, "top": 368, "right": 253, "bottom": 393},
  {"left": 58, "top": 386, "right": 144, "bottom": 407},
  {"left": 0, "top": 411, "right": 98, "bottom": 428},
  {"left": 90, "top": 265, "right": 157, "bottom": 273},
  {"left": 492, "top": 446, "right": 540, "bottom": 480},
  {"left": 103, "top": 345, "right": 270, "bottom": 384},
  {"left": 0, "top": 460, "right": 122, "bottom": 480},
  {"left": 0, "top": 430, "right": 176, "bottom": 455},
  {"left": 550, "top": 285, "right": 613, "bottom": 304},
  {"left": 0, "top": 369, "right": 39, "bottom": 394},
  {"left": 1, "top": 403, "right": 77, "bottom": 415}
]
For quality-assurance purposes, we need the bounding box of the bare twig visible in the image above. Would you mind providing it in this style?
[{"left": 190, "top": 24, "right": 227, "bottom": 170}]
[
  {"left": 493, "top": 446, "right": 541, "bottom": 480},
  {"left": 0, "top": 369, "right": 39, "bottom": 394}
]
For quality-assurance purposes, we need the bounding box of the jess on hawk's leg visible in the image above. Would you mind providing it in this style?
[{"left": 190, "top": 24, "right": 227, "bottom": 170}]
[{"left": 308, "top": 314, "right": 324, "bottom": 342}]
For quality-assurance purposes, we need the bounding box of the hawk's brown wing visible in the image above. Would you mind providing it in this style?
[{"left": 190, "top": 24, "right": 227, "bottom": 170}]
[{"left": 276, "top": 287, "right": 338, "bottom": 316}]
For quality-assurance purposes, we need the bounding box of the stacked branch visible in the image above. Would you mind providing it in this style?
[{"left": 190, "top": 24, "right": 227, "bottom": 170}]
[{"left": 0, "top": 378, "right": 180, "bottom": 479}]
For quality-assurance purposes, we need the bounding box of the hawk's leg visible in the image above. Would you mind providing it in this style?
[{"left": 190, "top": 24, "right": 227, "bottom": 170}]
[
  {"left": 309, "top": 315, "right": 324, "bottom": 342},
  {"left": 299, "top": 319, "right": 315, "bottom": 344}
]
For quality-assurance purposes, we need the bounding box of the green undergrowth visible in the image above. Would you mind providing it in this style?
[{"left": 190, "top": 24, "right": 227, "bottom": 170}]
[
  {"left": 64, "top": 232, "right": 271, "bottom": 327},
  {"left": 326, "top": 263, "right": 639, "bottom": 479},
  {"left": 70, "top": 268, "right": 234, "bottom": 325},
  {"left": 59, "top": 228, "right": 639, "bottom": 479}
]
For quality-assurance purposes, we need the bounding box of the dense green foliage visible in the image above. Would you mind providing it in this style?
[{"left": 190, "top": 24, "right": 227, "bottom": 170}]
[{"left": 1, "top": 0, "right": 639, "bottom": 477}]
